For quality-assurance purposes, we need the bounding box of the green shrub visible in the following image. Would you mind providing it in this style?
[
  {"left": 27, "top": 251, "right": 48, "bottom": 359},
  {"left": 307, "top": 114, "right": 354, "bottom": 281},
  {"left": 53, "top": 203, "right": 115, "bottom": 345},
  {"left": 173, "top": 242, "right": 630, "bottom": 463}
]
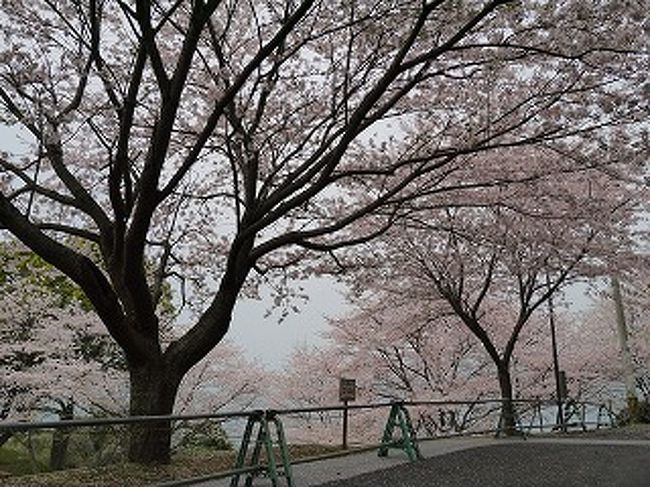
[
  {"left": 175, "top": 420, "right": 232, "bottom": 451},
  {"left": 638, "top": 399, "right": 650, "bottom": 424},
  {"left": 0, "top": 433, "right": 50, "bottom": 475},
  {"left": 616, "top": 398, "right": 650, "bottom": 425}
]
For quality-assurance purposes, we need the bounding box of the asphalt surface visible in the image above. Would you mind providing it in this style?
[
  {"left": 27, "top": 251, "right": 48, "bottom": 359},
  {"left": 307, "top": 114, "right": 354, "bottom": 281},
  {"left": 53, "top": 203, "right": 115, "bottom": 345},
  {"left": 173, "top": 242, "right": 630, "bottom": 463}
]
[
  {"left": 197, "top": 437, "right": 650, "bottom": 486},
  {"left": 314, "top": 442, "right": 650, "bottom": 487}
]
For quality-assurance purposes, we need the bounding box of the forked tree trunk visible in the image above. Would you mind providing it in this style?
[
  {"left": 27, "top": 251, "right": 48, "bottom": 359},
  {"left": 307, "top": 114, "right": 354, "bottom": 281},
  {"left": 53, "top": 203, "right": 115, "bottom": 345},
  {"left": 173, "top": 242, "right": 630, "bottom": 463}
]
[
  {"left": 496, "top": 363, "right": 518, "bottom": 436},
  {"left": 127, "top": 362, "right": 181, "bottom": 464}
]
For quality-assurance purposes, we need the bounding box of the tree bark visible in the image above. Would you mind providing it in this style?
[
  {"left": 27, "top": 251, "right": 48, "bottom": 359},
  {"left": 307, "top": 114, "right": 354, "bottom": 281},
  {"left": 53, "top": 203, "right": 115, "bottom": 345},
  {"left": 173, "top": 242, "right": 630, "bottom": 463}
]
[
  {"left": 127, "top": 361, "right": 181, "bottom": 464},
  {"left": 124, "top": 250, "right": 249, "bottom": 464},
  {"left": 49, "top": 400, "right": 74, "bottom": 470},
  {"left": 496, "top": 362, "right": 518, "bottom": 436}
]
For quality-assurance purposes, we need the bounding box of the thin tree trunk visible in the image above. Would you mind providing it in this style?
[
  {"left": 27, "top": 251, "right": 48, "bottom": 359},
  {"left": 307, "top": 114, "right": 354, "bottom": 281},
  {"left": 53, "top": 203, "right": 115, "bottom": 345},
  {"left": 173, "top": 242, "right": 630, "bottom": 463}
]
[
  {"left": 127, "top": 362, "right": 181, "bottom": 464},
  {"left": 49, "top": 400, "right": 74, "bottom": 470},
  {"left": 497, "top": 363, "right": 518, "bottom": 436}
]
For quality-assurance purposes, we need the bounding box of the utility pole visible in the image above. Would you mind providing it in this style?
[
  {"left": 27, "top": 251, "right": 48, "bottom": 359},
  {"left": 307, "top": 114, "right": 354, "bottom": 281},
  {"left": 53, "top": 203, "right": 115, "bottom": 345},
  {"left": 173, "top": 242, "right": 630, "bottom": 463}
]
[
  {"left": 546, "top": 274, "right": 566, "bottom": 432},
  {"left": 611, "top": 275, "right": 639, "bottom": 421}
]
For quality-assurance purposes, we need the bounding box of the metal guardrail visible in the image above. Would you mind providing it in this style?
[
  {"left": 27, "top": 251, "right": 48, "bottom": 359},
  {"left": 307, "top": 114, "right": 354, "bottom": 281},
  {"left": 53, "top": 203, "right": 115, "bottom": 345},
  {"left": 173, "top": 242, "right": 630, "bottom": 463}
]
[
  {"left": 0, "top": 398, "right": 618, "bottom": 486},
  {"left": 0, "top": 410, "right": 256, "bottom": 433},
  {"left": 0, "top": 398, "right": 616, "bottom": 433}
]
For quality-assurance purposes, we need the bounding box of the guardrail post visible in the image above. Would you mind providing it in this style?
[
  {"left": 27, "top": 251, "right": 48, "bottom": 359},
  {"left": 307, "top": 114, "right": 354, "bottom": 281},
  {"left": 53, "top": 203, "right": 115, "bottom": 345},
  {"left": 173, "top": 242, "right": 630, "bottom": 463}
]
[
  {"left": 378, "top": 402, "right": 422, "bottom": 462},
  {"left": 595, "top": 402, "right": 616, "bottom": 429},
  {"left": 342, "top": 400, "right": 349, "bottom": 450},
  {"left": 528, "top": 400, "right": 543, "bottom": 433}
]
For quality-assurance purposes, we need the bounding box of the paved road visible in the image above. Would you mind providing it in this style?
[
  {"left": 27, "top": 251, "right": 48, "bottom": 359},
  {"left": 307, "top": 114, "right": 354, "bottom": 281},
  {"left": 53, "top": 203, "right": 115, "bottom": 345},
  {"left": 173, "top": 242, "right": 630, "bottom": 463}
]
[
  {"left": 316, "top": 441, "right": 650, "bottom": 487},
  {"left": 194, "top": 437, "right": 650, "bottom": 487}
]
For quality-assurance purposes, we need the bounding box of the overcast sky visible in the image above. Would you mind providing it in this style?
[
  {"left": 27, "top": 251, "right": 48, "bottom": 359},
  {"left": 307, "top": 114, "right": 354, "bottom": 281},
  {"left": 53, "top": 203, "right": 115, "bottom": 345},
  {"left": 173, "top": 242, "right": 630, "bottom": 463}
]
[{"left": 226, "top": 277, "right": 351, "bottom": 370}]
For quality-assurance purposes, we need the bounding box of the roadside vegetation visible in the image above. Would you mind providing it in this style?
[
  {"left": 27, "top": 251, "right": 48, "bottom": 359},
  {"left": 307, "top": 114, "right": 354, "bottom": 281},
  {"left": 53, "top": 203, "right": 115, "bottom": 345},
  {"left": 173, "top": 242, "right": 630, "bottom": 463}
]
[
  {"left": 1, "top": 438, "right": 341, "bottom": 486},
  {"left": 2, "top": 425, "right": 648, "bottom": 486}
]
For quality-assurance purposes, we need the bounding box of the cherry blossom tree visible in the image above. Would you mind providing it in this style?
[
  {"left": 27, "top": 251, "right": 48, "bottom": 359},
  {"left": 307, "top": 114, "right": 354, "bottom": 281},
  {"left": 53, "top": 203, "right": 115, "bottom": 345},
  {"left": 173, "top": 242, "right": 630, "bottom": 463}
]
[
  {"left": 322, "top": 295, "right": 505, "bottom": 437},
  {"left": 0, "top": 0, "right": 647, "bottom": 462},
  {"left": 0, "top": 241, "right": 125, "bottom": 427},
  {"left": 338, "top": 145, "right": 644, "bottom": 434},
  {"left": 0, "top": 241, "right": 127, "bottom": 469},
  {"left": 175, "top": 339, "right": 266, "bottom": 415},
  {"left": 276, "top": 290, "right": 565, "bottom": 441},
  {"left": 559, "top": 280, "right": 650, "bottom": 409},
  {"left": 271, "top": 344, "right": 392, "bottom": 445},
  {"left": 326, "top": 294, "right": 495, "bottom": 399},
  {"left": 0, "top": 242, "right": 268, "bottom": 466}
]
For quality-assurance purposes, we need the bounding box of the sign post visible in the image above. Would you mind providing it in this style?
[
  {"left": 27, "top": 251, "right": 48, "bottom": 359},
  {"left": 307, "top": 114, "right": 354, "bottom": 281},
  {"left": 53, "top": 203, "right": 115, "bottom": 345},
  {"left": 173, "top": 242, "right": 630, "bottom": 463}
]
[{"left": 339, "top": 378, "right": 356, "bottom": 449}]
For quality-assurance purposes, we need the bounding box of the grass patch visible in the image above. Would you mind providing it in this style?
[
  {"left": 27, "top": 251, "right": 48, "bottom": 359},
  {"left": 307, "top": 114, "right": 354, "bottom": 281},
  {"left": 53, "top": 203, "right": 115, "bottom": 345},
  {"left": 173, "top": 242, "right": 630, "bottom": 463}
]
[{"left": 0, "top": 434, "right": 50, "bottom": 475}]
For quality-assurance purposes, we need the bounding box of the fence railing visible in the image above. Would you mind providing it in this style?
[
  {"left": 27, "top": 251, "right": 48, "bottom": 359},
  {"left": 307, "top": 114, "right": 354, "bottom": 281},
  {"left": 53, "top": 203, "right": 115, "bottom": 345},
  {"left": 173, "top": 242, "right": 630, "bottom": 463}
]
[{"left": 0, "top": 398, "right": 618, "bottom": 486}]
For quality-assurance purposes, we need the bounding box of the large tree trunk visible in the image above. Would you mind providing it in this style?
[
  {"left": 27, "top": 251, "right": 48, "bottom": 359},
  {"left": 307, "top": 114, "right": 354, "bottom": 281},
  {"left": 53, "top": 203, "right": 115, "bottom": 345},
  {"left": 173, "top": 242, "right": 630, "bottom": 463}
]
[
  {"left": 127, "top": 361, "right": 181, "bottom": 464},
  {"left": 496, "top": 363, "right": 518, "bottom": 436}
]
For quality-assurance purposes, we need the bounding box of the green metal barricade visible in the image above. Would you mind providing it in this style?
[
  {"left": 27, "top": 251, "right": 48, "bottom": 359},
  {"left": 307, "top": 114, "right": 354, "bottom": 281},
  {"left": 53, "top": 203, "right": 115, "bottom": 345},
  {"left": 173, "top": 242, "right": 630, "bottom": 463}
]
[
  {"left": 230, "top": 410, "right": 294, "bottom": 487},
  {"left": 378, "top": 402, "right": 422, "bottom": 461}
]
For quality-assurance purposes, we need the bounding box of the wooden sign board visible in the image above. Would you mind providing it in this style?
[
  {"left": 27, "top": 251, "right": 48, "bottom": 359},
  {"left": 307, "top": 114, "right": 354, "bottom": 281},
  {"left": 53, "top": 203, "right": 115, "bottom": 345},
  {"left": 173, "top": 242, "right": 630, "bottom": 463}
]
[{"left": 339, "top": 378, "right": 356, "bottom": 402}]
